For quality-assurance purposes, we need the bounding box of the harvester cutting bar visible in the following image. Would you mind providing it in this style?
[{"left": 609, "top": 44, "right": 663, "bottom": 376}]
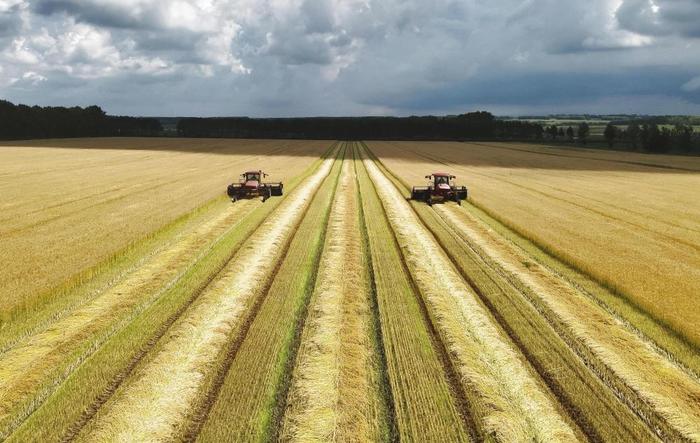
[
  {"left": 409, "top": 173, "right": 468, "bottom": 206},
  {"left": 226, "top": 170, "right": 283, "bottom": 202}
]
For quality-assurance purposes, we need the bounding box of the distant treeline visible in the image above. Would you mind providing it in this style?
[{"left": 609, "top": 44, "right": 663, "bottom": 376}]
[
  {"left": 613, "top": 123, "right": 699, "bottom": 153},
  {"left": 176, "top": 112, "right": 543, "bottom": 140},
  {"left": 0, "top": 100, "right": 162, "bottom": 139},
  {"left": 610, "top": 115, "right": 700, "bottom": 127},
  {"left": 544, "top": 121, "right": 700, "bottom": 154}
]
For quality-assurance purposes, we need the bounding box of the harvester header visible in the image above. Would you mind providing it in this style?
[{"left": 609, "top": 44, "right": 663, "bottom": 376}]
[
  {"left": 410, "top": 172, "right": 468, "bottom": 205},
  {"left": 227, "top": 170, "right": 283, "bottom": 202}
]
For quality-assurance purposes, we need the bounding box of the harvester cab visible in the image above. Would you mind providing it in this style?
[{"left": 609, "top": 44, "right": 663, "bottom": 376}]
[
  {"left": 227, "top": 170, "right": 283, "bottom": 202},
  {"left": 410, "top": 172, "right": 468, "bottom": 206}
]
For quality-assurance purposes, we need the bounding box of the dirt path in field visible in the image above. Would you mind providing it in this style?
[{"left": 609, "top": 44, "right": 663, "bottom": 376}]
[
  {"left": 363, "top": 156, "right": 578, "bottom": 442},
  {"left": 0, "top": 199, "right": 260, "bottom": 436},
  {"left": 435, "top": 203, "right": 700, "bottom": 441},
  {"left": 281, "top": 159, "right": 383, "bottom": 442},
  {"left": 75, "top": 156, "right": 336, "bottom": 442}
]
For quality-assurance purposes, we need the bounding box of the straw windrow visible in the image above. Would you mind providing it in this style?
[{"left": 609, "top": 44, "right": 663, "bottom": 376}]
[
  {"left": 282, "top": 158, "right": 380, "bottom": 441},
  {"left": 363, "top": 156, "right": 578, "bottom": 442}
]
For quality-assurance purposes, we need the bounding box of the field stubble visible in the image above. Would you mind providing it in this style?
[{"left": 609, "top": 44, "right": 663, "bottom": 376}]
[{"left": 75, "top": 154, "right": 337, "bottom": 441}]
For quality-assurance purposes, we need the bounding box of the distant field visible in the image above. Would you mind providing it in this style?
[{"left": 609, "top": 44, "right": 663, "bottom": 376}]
[{"left": 1, "top": 139, "right": 698, "bottom": 442}]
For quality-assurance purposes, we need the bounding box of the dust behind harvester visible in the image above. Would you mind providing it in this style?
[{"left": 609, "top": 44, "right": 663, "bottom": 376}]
[
  {"left": 227, "top": 170, "right": 283, "bottom": 202},
  {"left": 410, "top": 172, "right": 468, "bottom": 205}
]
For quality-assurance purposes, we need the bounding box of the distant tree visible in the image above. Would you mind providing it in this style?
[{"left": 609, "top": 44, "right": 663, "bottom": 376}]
[
  {"left": 558, "top": 127, "right": 565, "bottom": 138},
  {"left": 547, "top": 125, "right": 558, "bottom": 140},
  {"left": 626, "top": 123, "right": 641, "bottom": 150},
  {"left": 566, "top": 126, "right": 575, "bottom": 141},
  {"left": 674, "top": 124, "right": 693, "bottom": 152},
  {"left": 643, "top": 124, "right": 671, "bottom": 153},
  {"left": 577, "top": 122, "right": 590, "bottom": 145},
  {"left": 604, "top": 124, "right": 618, "bottom": 148}
]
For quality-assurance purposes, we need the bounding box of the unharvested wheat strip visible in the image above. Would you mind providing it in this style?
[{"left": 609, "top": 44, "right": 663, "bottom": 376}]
[
  {"left": 363, "top": 157, "right": 578, "bottom": 442},
  {"left": 438, "top": 204, "right": 700, "bottom": 441},
  {"left": 282, "top": 160, "right": 378, "bottom": 442},
  {"left": 0, "top": 200, "right": 258, "bottom": 428},
  {"left": 76, "top": 156, "right": 336, "bottom": 442}
]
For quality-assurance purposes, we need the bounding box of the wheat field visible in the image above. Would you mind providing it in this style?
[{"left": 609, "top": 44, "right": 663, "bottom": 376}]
[{"left": 1, "top": 138, "right": 698, "bottom": 442}]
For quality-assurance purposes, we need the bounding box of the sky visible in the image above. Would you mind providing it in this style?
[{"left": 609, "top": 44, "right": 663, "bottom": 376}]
[{"left": 0, "top": 0, "right": 698, "bottom": 117}]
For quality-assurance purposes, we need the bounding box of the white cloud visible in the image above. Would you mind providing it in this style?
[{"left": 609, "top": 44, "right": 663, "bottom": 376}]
[{"left": 0, "top": 0, "right": 698, "bottom": 115}]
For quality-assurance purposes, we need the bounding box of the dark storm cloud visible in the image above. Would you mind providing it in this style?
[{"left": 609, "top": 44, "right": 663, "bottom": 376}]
[
  {"left": 0, "top": 0, "right": 699, "bottom": 116},
  {"left": 32, "top": 0, "right": 157, "bottom": 29},
  {"left": 617, "top": 0, "right": 700, "bottom": 38},
  {"left": 365, "top": 68, "right": 698, "bottom": 110},
  {"left": 0, "top": 4, "right": 22, "bottom": 48}
]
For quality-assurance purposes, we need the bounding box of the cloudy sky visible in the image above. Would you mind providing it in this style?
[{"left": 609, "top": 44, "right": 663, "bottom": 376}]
[{"left": 0, "top": 0, "right": 698, "bottom": 116}]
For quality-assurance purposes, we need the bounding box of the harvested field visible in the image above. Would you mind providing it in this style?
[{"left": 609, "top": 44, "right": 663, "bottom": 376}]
[
  {"left": 76, "top": 154, "right": 336, "bottom": 441},
  {"left": 2, "top": 138, "right": 699, "bottom": 442},
  {"left": 361, "top": 151, "right": 577, "bottom": 441},
  {"left": 367, "top": 140, "right": 700, "bottom": 349}
]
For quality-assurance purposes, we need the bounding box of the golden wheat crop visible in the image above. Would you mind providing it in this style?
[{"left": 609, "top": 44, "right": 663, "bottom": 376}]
[
  {"left": 0, "top": 138, "right": 329, "bottom": 325},
  {"left": 363, "top": 155, "right": 578, "bottom": 442},
  {"left": 367, "top": 140, "right": 700, "bottom": 347}
]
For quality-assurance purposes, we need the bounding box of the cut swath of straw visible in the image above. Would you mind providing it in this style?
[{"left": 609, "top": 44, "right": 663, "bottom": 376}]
[
  {"left": 282, "top": 160, "right": 376, "bottom": 442},
  {"left": 363, "top": 157, "right": 578, "bottom": 442}
]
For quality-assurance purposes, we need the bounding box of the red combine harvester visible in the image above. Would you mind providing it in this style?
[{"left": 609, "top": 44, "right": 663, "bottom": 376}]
[
  {"left": 410, "top": 172, "right": 468, "bottom": 205},
  {"left": 227, "top": 170, "right": 283, "bottom": 202}
]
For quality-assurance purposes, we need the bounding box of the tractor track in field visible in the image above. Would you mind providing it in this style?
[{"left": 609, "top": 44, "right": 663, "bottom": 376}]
[
  {"left": 415, "top": 206, "right": 639, "bottom": 442},
  {"left": 71, "top": 154, "right": 338, "bottom": 442},
  {"left": 351, "top": 143, "right": 399, "bottom": 442},
  {"left": 1, "top": 146, "right": 338, "bottom": 442},
  {"left": 355, "top": 147, "right": 477, "bottom": 441},
  {"left": 365, "top": 145, "right": 700, "bottom": 441},
  {"left": 383, "top": 141, "right": 700, "bottom": 370},
  {"left": 181, "top": 150, "right": 345, "bottom": 442},
  {"left": 363, "top": 150, "right": 587, "bottom": 441}
]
